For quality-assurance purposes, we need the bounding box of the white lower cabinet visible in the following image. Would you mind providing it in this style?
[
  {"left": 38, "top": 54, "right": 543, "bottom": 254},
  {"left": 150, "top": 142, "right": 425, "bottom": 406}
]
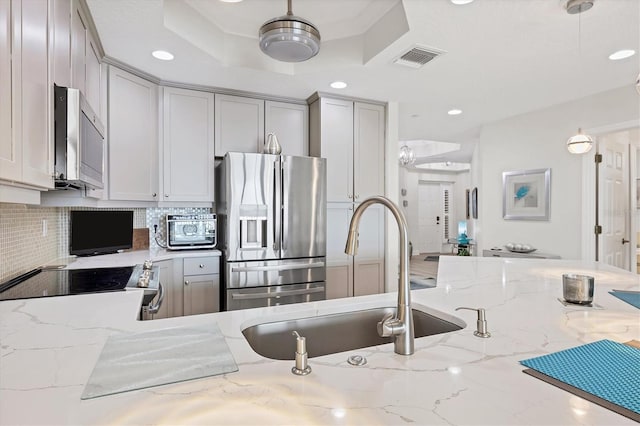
[
  {"left": 184, "top": 274, "right": 219, "bottom": 316},
  {"left": 148, "top": 256, "right": 220, "bottom": 319},
  {"left": 325, "top": 202, "right": 385, "bottom": 300},
  {"left": 182, "top": 256, "right": 220, "bottom": 316}
]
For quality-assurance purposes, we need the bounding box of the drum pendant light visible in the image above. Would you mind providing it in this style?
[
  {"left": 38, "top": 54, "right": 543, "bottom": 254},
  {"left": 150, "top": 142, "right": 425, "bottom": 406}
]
[
  {"left": 565, "top": 0, "right": 594, "bottom": 154},
  {"left": 259, "top": 0, "right": 321, "bottom": 62}
]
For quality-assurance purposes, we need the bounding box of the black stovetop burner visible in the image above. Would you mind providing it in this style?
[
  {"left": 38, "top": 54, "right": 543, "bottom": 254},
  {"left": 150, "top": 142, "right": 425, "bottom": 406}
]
[{"left": 0, "top": 266, "right": 136, "bottom": 301}]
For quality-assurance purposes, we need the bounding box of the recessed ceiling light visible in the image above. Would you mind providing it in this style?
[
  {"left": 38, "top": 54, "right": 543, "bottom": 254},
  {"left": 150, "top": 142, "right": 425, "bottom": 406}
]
[
  {"left": 330, "top": 81, "right": 347, "bottom": 89},
  {"left": 152, "top": 50, "right": 174, "bottom": 61},
  {"left": 608, "top": 49, "right": 636, "bottom": 61},
  {"left": 448, "top": 109, "right": 463, "bottom": 115},
  {"left": 451, "top": 0, "right": 474, "bottom": 4}
]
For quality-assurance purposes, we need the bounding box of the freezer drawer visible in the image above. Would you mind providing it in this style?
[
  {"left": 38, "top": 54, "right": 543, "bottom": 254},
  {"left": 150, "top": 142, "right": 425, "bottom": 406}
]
[
  {"left": 225, "top": 282, "right": 325, "bottom": 311},
  {"left": 225, "top": 258, "right": 326, "bottom": 289}
]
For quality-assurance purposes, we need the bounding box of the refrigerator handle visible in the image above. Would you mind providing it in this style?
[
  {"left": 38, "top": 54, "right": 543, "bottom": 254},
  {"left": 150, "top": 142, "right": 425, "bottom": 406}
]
[
  {"left": 280, "top": 159, "right": 286, "bottom": 251},
  {"left": 273, "top": 158, "right": 281, "bottom": 252}
]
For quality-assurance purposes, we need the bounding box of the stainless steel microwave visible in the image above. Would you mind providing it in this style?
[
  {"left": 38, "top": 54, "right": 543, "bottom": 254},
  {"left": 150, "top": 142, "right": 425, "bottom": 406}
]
[
  {"left": 53, "top": 84, "right": 105, "bottom": 189},
  {"left": 166, "top": 214, "right": 217, "bottom": 250}
]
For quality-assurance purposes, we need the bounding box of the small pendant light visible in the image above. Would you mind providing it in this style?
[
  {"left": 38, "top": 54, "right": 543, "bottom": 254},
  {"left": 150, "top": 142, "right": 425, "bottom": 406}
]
[
  {"left": 566, "top": 128, "right": 594, "bottom": 154},
  {"left": 565, "top": 0, "right": 594, "bottom": 154}
]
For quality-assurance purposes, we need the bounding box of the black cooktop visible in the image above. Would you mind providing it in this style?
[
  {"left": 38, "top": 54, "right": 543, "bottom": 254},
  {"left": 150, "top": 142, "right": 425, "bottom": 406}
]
[{"left": 0, "top": 266, "right": 135, "bottom": 301}]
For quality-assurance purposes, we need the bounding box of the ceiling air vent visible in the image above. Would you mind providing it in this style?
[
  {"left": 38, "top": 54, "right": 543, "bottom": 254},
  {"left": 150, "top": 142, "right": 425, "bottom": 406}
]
[{"left": 393, "top": 46, "right": 445, "bottom": 69}]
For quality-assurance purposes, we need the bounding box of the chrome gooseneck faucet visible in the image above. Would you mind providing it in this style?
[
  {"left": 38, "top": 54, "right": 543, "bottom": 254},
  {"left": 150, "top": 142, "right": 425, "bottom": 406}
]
[{"left": 345, "top": 196, "right": 414, "bottom": 355}]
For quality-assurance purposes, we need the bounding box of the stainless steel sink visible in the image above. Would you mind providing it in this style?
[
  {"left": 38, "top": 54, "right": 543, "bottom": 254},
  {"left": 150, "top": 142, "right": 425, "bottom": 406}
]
[{"left": 242, "top": 307, "right": 465, "bottom": 360}]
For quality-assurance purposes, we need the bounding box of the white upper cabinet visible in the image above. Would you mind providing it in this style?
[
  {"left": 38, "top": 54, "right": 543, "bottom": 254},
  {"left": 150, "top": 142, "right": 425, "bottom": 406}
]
[
  {"left": 214, "top": 94, "right": 264, "bottom": 156},
  {"left": 70, "top": 4, "right": 85, "bottom": 94},
  {"left": 310, "top": 97, "right": 354, "bottom": 202},
  {"left": 354, "top": 102, "right": 385, "bottom": 201},
  {"left": 51, "top": 0, "right": 71, "bottom": 88},
  {"left": 108, "top": 66, "right": 159, "bottom": 201},
  {"left": 69, "top": 1, "right": 101, "bottom": 119},
  {"left": 0, "top": 0, "right": 52, "bottom": 189},
  {"left": 85, "top": 33, "right": 101, "bottom": 117},
  {"left": 0, "top": 0, "right": 19, "bottom": 181},
  {"left": 310, "top": 96, "right": 385, "bottom": 202},
  {"left": 161, "top": 87, "right": 215, "bottom": 202},
  {"left": 19, "top": 0, "right": 52, "bottom": 188},
  {"left": 265, "top": 100, "right": 308, "bottom": 156}
]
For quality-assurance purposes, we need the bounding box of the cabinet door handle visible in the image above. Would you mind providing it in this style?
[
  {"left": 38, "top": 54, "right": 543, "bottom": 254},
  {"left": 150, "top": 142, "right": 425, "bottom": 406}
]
[
  {"left": 184, "top": 280, "right": 189, "bottom": 286},
  {"left": 152, "top": 193, "right": 157, "bottom": 197},
  {"left": 164, "top": 194, "right": 169, "bottom": 197},
  {"left": 199, "top": 264, "right": 204, "bottom": 268}
]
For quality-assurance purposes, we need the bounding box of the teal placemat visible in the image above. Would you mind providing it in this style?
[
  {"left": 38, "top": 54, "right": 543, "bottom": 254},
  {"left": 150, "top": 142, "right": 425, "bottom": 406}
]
[
  {"left": 520, "top": 340, "right": 640, "bottom": 415},
  {"left": 609, "top": 291, "right": 640, "bottom": 309}
]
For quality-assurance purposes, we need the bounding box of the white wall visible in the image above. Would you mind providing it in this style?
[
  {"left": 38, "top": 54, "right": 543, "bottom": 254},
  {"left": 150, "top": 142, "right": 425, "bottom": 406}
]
[{"left": 475, "top": 85, "right": 640, "bottom": 259}]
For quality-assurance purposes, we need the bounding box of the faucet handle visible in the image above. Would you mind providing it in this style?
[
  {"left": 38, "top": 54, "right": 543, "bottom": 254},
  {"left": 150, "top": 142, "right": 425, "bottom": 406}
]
[{"left": 455, "top": 307, "right": 491, "bottom": 338}]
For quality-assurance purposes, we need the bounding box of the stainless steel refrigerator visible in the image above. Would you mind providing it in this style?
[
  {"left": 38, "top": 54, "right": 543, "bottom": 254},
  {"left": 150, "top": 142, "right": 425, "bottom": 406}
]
[{"left": 216, "top": 152, "right": 326, "bottom": 310}]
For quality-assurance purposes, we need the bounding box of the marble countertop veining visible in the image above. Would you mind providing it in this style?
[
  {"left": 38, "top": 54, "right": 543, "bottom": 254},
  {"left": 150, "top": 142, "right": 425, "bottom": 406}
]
[{"left": 1, "top": 257, "right": 639, "bottom": 425}]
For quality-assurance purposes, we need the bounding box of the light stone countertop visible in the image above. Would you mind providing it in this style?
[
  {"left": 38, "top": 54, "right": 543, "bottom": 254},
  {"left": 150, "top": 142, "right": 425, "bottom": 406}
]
[
  {"left": 44, "top": 248, "right": 222, "bottom": 269},
  {"left": 1, "top": 257, "right": 639, "bottom": 425}
]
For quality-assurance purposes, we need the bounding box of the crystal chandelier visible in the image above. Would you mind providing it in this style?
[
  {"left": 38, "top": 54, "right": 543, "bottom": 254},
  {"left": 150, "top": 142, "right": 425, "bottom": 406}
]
[{"left": 399, "top": 145, "right": 415, "bottom": 165}]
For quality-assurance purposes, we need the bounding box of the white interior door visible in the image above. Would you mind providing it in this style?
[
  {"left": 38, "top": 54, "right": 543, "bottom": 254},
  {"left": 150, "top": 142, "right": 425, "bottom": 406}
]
[
  {"left": 599, "top": 135, "right": 630, "bottom": 270},
  {"left": 418, "top": 182, "right": 442, "bottom": 253}
]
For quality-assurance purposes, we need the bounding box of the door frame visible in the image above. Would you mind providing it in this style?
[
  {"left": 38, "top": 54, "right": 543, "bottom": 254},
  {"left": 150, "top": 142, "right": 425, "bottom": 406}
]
[{"left": 581, "top": 120, "right": 638, "bottom": 266}]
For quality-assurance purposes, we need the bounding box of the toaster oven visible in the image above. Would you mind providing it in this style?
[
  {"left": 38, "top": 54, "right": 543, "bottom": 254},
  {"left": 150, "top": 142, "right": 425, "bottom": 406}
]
[{"left": 166, "top": 214, "right": 216, "bottom": 250}]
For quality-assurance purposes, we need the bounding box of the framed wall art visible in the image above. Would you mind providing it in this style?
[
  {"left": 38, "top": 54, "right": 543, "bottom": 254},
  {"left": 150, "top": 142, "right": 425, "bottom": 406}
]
[
  {"left": 471, "top": 187, "right": 478, "bottom": 219},
  {"left": 465, "top": 189, "right": 471, "bottom": 219},
  {"left": 502, "top": 168, "right": 551, "bottom": 221}
]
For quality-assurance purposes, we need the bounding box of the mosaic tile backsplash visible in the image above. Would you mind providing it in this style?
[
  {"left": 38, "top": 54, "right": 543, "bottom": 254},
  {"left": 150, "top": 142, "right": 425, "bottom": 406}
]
[
  {"left": 146, "top": 207, "right": 212, "bottom": 249},
  {"left": 0, "top": 204, "right": 61, "bottom": 282},
  {"left": 0, "top": 205, "right": 214, "bottom": 283}
]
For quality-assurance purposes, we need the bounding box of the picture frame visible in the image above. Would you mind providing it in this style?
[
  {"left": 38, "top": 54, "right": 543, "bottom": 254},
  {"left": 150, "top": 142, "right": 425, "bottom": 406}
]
[
  {"left": 502, "top": 168, "right": 551, "bottom": 221},
  {"left": 471, "top": 187, "right": 478, "bottom": 219},
  {"left": 465, "top": 189, "right": 471, "bottom": 219}
]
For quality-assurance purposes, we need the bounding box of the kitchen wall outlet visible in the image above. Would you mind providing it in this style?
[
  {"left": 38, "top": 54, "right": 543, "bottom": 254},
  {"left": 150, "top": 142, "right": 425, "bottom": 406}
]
[{"left": 42, "top": 219, "right": 48, "bottom": 237}]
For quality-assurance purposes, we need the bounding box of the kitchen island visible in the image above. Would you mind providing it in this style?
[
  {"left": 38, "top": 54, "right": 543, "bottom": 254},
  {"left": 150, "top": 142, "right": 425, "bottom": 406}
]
[{"left": 1, "top": 257, "right": 639, "bottom": 425}]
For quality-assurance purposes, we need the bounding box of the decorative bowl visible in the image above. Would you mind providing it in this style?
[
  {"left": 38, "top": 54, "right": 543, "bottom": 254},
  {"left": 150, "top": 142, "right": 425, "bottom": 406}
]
[{"left": 504, "top": 243, "right": 537, "bottom": 253}]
